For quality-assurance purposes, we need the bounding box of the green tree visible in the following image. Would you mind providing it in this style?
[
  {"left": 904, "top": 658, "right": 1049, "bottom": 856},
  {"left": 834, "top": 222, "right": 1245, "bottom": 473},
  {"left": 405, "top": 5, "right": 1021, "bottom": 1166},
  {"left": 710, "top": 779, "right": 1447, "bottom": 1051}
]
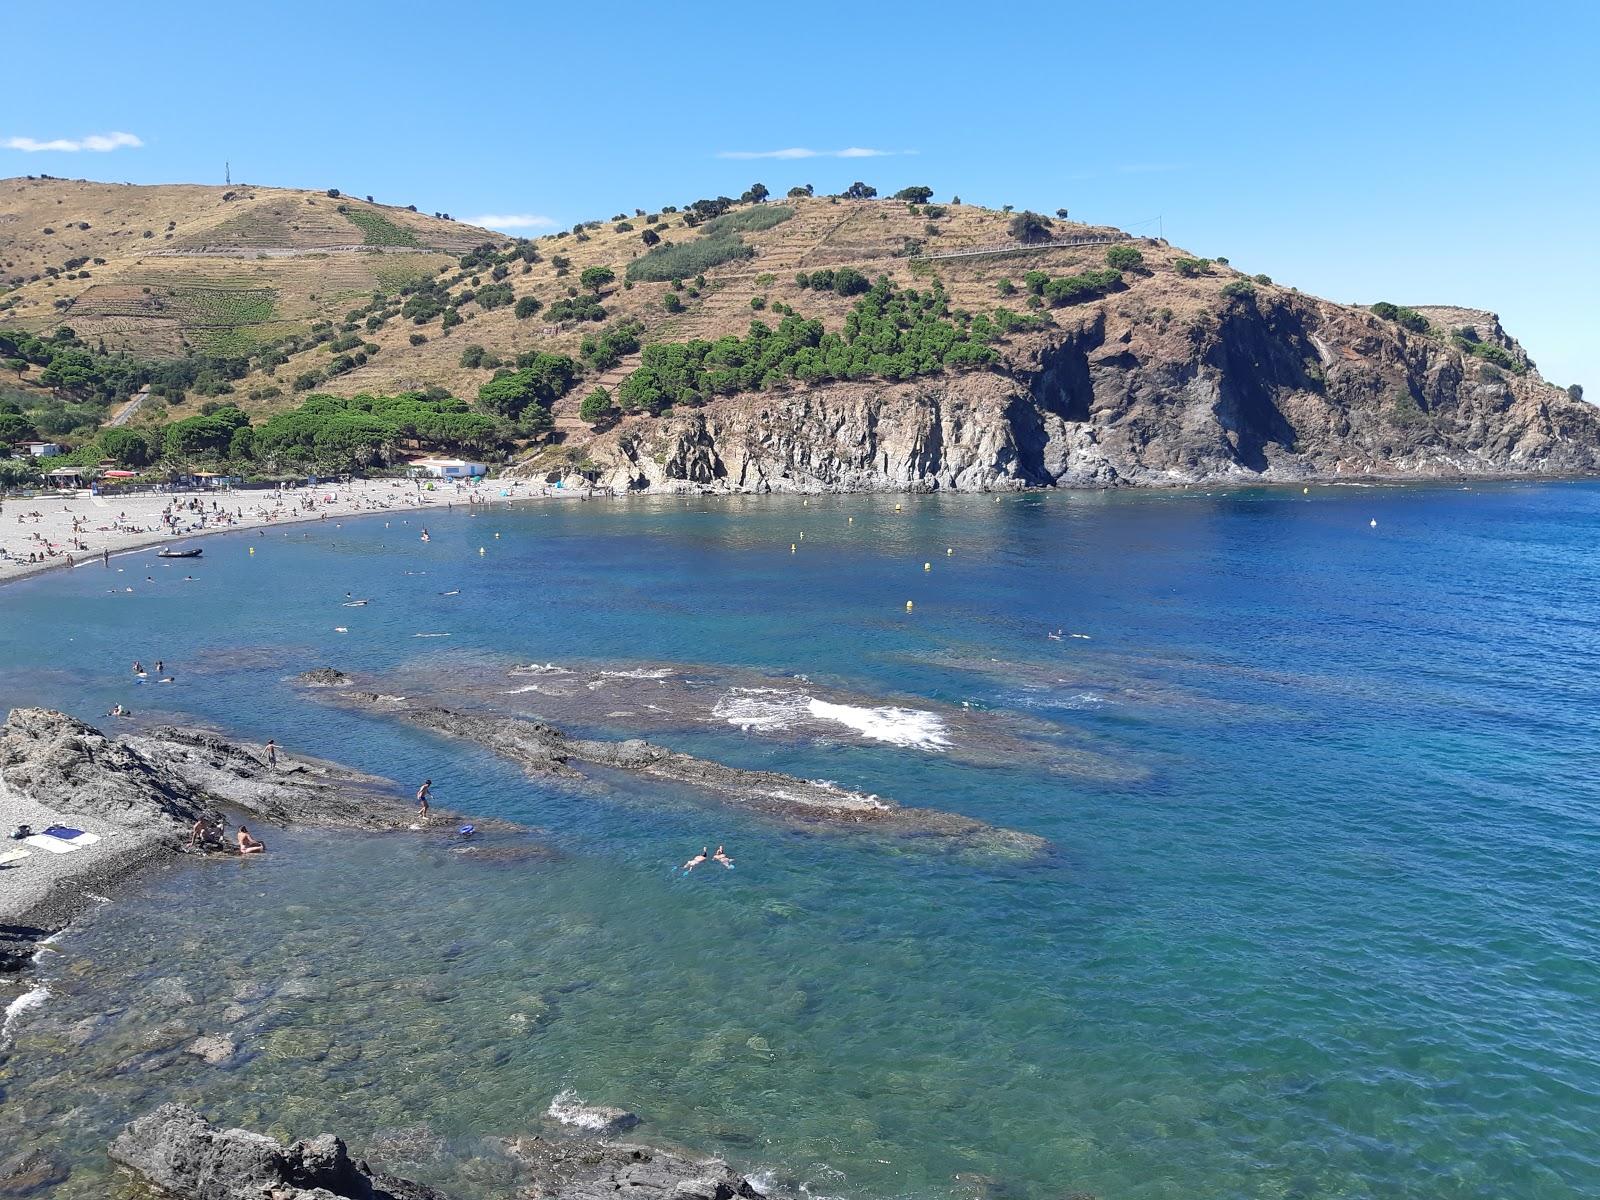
[
  {"left": 1569, "top": 383, "right": 1585, "bottom": 403},
  {"left": 894, "top": 186, "right": 934, "bottom": 203},
  {"left": 459, "top": 344, "right": 489, "bottom": 369},
  {"left": 844, "top": 182, "right": 877, "bottom": 200},
  {"left": 514, "top": 295, "right": 542, "bottom": 320},
  {"left": 3, "top": 357, "right": 25, "bottom": 378},
  {"left": 0, "top": 413, "right": 37, "bottom": 445},
  {"left": 579, "top": 387, "right": 616, "bottom": 425},
  {"left": 97, "top": 426, "right": 150, "bottom": 467},
  {"left": 580, "top": 266, "right": 616, "bottom": 295},
  {"left": 641, "top": 227, "right": 661, "bottom": 247},
  {"left": 740, "top": 183, "right": 770, "bottom": 204},
  {"left": 1008, "top": 211, "right": 1053, "bottom": 244}
]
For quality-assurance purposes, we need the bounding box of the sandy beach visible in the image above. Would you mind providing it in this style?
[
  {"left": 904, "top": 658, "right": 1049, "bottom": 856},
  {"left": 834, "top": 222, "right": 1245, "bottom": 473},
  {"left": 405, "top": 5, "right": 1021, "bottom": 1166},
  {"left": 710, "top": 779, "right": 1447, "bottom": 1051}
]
[{"left": 0, "top": 475, "right": 572, "bottom": 585}]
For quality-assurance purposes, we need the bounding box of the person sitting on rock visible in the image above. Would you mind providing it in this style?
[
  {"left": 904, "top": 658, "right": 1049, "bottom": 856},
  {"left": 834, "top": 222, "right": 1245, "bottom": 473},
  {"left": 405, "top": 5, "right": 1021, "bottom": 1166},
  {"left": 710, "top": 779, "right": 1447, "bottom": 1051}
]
[
  {"left": 236, "top": 826, "right": 265, "bottom": 855},
  {"left": 189, "top": 818, "right": 223, "bottom": 850}
]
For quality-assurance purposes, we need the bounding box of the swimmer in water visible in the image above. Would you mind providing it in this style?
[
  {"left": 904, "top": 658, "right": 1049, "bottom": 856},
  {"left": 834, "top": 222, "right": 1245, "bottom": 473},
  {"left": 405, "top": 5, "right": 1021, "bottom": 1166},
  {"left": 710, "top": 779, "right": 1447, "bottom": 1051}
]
[
  {"left": 712, "top": 845, "right": 734, "bottom": 869},
  {"left": 681, "top": 846, "right": 709, "bottom": 872},
  {"left": 236, "top": 825, "right": 265, "bottom": 854}
]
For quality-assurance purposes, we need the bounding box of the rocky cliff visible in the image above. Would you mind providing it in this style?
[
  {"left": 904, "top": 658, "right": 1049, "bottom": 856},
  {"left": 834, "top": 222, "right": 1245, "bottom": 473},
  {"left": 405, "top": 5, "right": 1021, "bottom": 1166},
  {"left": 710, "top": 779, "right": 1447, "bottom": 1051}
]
[{"left": 578, "top": 286, "right": 1599, "bottom": 493}]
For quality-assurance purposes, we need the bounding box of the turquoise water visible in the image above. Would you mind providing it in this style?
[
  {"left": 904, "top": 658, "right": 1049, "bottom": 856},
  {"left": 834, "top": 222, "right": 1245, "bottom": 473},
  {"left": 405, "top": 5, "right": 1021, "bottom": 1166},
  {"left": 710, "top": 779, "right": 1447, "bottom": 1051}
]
[{"left": 2, "top": 485, "right": 1599, "bottom": 1199}]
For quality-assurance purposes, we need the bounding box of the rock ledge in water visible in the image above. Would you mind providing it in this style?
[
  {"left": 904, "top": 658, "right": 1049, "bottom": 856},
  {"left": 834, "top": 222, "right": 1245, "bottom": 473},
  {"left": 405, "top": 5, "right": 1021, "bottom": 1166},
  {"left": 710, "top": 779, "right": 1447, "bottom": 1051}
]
[
  {"left": 507, "top": 1134, "right": 767, "bottom": 1200},
  {"left": 108, "top": 1103, "right": 448, "bottom": 1200},
  {"left": 295, "top": 667, "right": 353, "bottom": 687}
]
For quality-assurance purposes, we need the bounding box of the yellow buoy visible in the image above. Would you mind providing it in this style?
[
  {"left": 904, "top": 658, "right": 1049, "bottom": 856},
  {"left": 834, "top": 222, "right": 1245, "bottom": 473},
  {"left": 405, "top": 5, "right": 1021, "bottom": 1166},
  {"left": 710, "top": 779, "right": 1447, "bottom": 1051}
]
[
  {"left": 1302, "top": 487, "right": 1309, "bottom": 495},
  {"left": 905, "top": 600, "right": 914, "bottom": 611},
  {"left": 924, "top": 562, "right": 931, "bottom": 571},
  {"left": 946, "top": 547, "right": 953, "bottom": 556},
  {"left": 790, "top": 544, "right": 796, "bottom": 553},
  {"left": 494, "top": 532, "right": 501, "bottom": 539},
  {"left": 479, "top": 546, "right": 486, "bottom": 555},
  {"left": 248, "top": 546, "right": 255, "bottom": 556},
  {"left": 895, "top": 503, "right": 902, "bottom": 512},
  {"left": 848, "top": 516, "right": 854, "bottom": 524}
]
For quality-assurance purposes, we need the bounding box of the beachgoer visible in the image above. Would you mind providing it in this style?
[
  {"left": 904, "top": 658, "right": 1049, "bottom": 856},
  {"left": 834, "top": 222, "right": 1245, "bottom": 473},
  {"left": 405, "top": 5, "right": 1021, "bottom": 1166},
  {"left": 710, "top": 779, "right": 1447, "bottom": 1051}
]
[
  {"left": 155, "top": 659, "right": 164, "bottom": 674},
  {"left": 236, "top": 826, "right": 265, "bottom": 854},
  {"left": 416, "top": 779, "right": 432, "bottom": 817},
  {"left": 190, "top": 818, "right": 220, "bottom": 849},
  {"left": 265, "top": 739, "right": 277, "bottom": 767},
  {"left": 682, "top": 846, "right": 710, "bottom": 872},
  {"left": 712, "top": 845, "right": 735, "bottom": 869}
]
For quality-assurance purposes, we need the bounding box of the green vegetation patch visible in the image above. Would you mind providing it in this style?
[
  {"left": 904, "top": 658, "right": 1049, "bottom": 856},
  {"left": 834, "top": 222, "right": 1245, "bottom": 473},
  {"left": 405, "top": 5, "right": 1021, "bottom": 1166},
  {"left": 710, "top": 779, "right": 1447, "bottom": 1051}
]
[
  {"left": 698, "top": 205, "right": 795, "bottom": 237},
  {"left": 626, "top": 234, "right": 754, "bottom": 283},
  {"left": 616, "top": 279, "right": 1003, "bottom": 413},
  {"left": 340, "top": 207, "right": 422, "bottom": 248}
]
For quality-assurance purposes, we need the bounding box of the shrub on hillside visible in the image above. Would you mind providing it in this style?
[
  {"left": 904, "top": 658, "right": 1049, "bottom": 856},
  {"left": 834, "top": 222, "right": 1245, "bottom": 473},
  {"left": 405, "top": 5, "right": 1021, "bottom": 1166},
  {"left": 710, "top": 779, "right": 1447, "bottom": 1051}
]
[
  {"left": 514, "top": 296, "right": 542, "bottom": 320},
  {"left": 1173, "top": 257, "right": 1211, "bottom": 278},
  {"left": 1220, "top": 279, "right": 1255, "bottom": 300},
  {"left": 1105, "top": 245, "right": 1144, "bottom": 271}
]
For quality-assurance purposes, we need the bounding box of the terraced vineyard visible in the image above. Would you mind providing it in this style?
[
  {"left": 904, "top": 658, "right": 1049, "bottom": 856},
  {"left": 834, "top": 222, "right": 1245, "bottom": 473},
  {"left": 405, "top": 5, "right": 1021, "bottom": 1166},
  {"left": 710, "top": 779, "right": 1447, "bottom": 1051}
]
[{"left": 340, "top": 208, "right": 422, "bottom": 247}]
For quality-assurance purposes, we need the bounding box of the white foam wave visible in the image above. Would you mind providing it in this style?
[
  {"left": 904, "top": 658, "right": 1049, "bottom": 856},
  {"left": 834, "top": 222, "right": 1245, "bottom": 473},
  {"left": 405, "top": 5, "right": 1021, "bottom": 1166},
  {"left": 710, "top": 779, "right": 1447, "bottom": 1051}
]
[
  {"left": 509, "top": 662, "right": 570, "bottom": 676},
  {"left": 598, "top": 667, "right": 674, "bottom": 680},
  {"left": 2, "top": 984, "right": 49, "bottom": 1042},
  {"left": 712, "top": 688, "right": 950, "bottom": 750}
]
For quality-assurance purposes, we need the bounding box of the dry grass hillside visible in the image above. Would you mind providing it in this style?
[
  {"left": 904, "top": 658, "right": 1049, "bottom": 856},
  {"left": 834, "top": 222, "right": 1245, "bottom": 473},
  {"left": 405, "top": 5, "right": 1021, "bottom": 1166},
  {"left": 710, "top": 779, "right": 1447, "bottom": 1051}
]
[
  {"left": 225, "top": 195, "right": 1143, "bottom": 422},
  {"left": 0, "top": 177, "right": 491, "bottom": 359}
]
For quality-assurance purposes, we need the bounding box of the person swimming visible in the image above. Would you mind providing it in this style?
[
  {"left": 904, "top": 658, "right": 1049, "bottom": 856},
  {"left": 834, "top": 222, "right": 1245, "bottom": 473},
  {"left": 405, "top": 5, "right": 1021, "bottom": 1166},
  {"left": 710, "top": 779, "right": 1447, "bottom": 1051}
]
[
  {"left": 712, "top": 845, "right": 734, "bottom": 869},
  {"left": 236, "top": 825, "right": 265, "bottom": 854},
  {"left": 681, "top": 846, "right": 710, "bottom": 872}
]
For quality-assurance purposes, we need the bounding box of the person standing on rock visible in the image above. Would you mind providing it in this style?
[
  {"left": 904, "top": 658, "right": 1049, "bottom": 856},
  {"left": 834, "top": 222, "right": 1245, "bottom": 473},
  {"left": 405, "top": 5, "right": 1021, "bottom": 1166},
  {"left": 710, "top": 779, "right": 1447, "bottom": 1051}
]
[
  {"left": 265, "top": 739, "right": 277, "bottom": 768},
  {"left": 416, "top": 779, "right": 432, "bottom": 819}
]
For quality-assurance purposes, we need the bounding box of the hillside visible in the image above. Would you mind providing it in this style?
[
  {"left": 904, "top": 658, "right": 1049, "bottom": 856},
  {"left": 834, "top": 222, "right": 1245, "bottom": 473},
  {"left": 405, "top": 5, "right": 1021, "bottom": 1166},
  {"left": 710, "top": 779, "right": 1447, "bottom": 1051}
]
[
  {"left": 0, "top": 177, "right": 488, "bottom": 359},
  {"left": 2, "top": 178, "right": 1596, "bottom": 489}
]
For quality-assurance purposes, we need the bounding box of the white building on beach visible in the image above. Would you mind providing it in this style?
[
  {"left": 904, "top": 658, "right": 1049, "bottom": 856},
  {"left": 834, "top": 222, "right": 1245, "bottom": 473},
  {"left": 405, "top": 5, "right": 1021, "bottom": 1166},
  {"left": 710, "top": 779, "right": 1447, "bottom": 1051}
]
[{"left": 408, "top": 457, "right": 487, "bottom": 479}]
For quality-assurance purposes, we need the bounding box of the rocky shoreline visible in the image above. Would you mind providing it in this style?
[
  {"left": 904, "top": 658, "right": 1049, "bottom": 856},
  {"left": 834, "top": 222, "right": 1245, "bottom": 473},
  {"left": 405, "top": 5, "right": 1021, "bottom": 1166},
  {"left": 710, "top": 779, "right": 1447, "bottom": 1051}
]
[
  {"left": 305, "top": 671, "right": 1050, "bottom": 858},
  {"left": 106, "top": 1102, "right": 773, "bottom": 1200},
  {"left": 0, "top": 707, "right": 515, "bottom": 968}
]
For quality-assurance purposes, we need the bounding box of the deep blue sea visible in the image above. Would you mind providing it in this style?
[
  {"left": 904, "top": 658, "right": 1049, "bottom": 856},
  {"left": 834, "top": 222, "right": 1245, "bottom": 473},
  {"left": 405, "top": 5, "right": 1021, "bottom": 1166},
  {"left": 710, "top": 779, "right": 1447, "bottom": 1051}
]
[{"left": 2, "top": 483, "right": 1598, "bottom": 1199}]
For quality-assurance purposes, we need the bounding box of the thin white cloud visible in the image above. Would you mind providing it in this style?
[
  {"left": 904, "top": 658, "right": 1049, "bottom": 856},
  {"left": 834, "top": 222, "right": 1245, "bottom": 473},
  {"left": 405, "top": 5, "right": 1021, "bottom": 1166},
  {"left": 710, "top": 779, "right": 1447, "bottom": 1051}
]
[
  {"left": 3, "top": 131, "right": 143, "bottom": 153},
  {"left": 467, "top": 213, "right": 557, "bottom": 231},
  {"left": 716, "top": 147, "right": 914, "bottom": 160}
]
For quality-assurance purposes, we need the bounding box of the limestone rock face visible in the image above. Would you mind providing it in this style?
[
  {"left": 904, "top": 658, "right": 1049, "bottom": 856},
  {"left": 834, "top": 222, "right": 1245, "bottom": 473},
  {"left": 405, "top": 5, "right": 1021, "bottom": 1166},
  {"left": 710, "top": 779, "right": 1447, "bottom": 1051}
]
[{"left": 575, "top": 292, "right": 1600, "bottom": 493}]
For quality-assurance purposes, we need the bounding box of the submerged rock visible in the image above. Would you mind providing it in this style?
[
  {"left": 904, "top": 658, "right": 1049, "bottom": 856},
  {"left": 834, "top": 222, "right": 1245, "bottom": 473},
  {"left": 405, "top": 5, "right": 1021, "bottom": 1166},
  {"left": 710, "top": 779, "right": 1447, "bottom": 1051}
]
[
  {"left": 295, "top": 667, "right": 353, "bottom": 688},
  {"left": 0, "top": 1148, "right": 69, "bottom": 1196},
  {"left": 108, "top": 1103, "right": 448, "bottom": 1200},
  {"left": 546, "top": 1092, "right": 641, "bottom": 1136},
  {"left": 184, "top": 1034, "right": 237, "bottom": 1066},
  {"left": 317, "top": 686, "right": 1050, "bottom": 859}
]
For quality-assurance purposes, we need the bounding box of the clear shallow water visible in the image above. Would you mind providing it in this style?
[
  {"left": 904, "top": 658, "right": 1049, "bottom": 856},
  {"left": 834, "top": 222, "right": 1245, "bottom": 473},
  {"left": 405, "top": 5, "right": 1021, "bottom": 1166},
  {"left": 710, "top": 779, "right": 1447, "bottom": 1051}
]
[{"left": 2, "top": 485, "right": 1599, "bottom": 1199}]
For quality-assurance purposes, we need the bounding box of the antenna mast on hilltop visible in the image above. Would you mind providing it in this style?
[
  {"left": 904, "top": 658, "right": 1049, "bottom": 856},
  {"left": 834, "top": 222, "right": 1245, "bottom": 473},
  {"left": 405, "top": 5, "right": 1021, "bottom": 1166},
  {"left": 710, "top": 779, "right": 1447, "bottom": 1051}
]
[{"left": 225, "top": 161, "right": 231, "bottom": 186}]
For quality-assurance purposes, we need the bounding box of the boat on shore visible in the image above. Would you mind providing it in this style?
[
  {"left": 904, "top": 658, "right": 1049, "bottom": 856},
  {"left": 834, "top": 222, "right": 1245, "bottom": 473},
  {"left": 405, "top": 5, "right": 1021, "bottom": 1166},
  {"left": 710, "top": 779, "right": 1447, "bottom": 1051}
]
[{"left": 157, "top": 548, "right": 202, "bottom": 559}]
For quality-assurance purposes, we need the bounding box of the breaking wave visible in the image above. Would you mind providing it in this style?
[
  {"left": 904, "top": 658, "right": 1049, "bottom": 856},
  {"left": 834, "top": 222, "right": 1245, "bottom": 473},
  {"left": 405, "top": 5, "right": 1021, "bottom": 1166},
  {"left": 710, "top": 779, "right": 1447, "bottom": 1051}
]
[{"left": 713, "top": 687, "right": 950, "bottom": 750}]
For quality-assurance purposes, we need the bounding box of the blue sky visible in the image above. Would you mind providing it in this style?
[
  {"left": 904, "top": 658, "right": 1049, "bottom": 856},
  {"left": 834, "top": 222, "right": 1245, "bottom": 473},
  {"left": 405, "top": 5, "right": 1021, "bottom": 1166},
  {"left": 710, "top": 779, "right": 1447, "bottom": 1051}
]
[{"left": 4, "top": 0, "right": 1596, "bottom": 388}]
